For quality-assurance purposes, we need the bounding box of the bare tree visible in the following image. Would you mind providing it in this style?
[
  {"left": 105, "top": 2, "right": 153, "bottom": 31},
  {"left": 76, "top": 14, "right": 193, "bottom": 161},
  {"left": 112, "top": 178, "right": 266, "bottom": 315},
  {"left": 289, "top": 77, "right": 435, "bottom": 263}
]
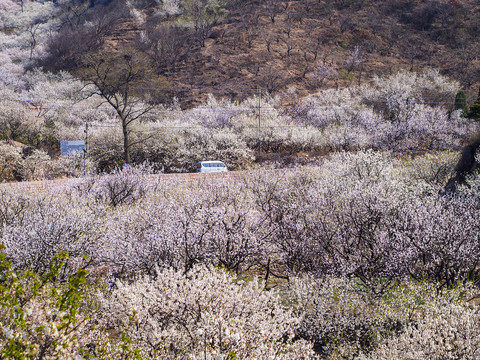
[
  {"left": 54, "top": 0, "right": 90, "bottom": 28},
  {"left": 183, "top": 0, "right": 228, "bottom": 47},
  {"left": 311, "top": 61, "right": 338, "bottom": 88},
  {"left": 308, "top": 33, "right": 323, "bottom": 61},
  {"left": 138, "top": 24, "right": 192, "bottom": 74},
  {"left": 339, "top": 14, "right": 355, "bottom": 33},
  {"left": 455, "top": 41, "right": 479, "bottom": 89},
  {"left": 262, "top": 32, "right": 275, "bottom": 53},
  {"left": 257, "top": 65, "right": 285, "bottom": 94},
  {"left": 345, "top": 46, "right": 364, "bottom": 86},
  {"left": 27, "top": 20, "right": 41, "bottom": 60},
  {"left": 78, "top": 51, "right": 160, "bottom": 164},
  {"left": 240, "top": 13, "right": 259, "bottom": 49},
  {"left": 41, "top": 0, "right": 127, "bottom": 72},
  {"left": 280, "top": 36, "right": 297, "bottom": 58},
  {"left": 402, "top": 43, "right": 421, "bottom": 71},
  {"left": 283, "top": 11, "right": 295, "bottom": 38},
  {"left": 264, "top": 0, "right": 283, "bottom": 23}
]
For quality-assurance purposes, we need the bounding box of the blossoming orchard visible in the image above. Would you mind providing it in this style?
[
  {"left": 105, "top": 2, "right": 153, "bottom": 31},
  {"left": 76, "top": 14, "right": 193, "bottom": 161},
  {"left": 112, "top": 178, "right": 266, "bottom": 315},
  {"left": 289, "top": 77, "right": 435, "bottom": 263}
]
[
  {"left": 2, "top": 0, "right": 480, "bottom": 358},
  {"left": 1, "top": 149, "right": 480, "bottom": 358}
]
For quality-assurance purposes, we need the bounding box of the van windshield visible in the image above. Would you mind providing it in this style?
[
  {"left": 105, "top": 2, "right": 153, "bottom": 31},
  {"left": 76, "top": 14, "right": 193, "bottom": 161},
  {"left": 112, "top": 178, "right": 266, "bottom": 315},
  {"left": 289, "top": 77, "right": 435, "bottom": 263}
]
[{"left": 198, "top": 161, "right": 226, "bottom": 168}]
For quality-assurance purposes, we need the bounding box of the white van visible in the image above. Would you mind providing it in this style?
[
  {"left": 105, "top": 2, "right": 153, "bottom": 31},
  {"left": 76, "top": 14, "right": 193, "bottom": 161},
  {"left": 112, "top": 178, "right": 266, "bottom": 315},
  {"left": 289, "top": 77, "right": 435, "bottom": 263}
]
[{"left": 197, "top": 161, "right": 228, "bottom": 173}]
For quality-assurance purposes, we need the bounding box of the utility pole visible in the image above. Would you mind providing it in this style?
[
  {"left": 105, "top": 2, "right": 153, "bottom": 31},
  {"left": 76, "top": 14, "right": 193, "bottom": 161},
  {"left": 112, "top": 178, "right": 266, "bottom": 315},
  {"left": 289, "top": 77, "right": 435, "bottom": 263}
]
[
  {"left": 258, "top": 87, "right": 262, "bottom": 155},
  {"left": 84, "top": 121, "right": 88, "bottom": 176}
]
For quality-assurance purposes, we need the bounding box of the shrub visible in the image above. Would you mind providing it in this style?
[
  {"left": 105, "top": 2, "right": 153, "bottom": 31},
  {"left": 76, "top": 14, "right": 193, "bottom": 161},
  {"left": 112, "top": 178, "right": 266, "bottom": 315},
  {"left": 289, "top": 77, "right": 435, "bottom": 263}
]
[
  {"left": 0, "top": 142, "right": 91, "bottom": 181},
  {"left": 292, "top": 276, "right": 403, "bottom": 358},
  {"left": 454, "top": 89, "right": 468, "bottom": 115},
  {"left": 16, "top": 149, "right": 52, "bottom": 180},
  {"left": 291, "top": 71, "right": 476, "bottom": 153},
  {"left": 102, "top": 265, "right": 315, "bottom": 359},
  {"left": 1, "top": 194, "right": 99, "bottom": 278},
  {"left": 0, "top": 247, "right": 94, "bottom": 359},
  {"left": 392, "top": 194, "right": 480, "bottom": 288},
  {"left": 292, "top": 276, "right": 478, "bottom": 360},
  {"left": 87, "top": 128, "right": 124, "bottom": 172},
  {"left": 0, "top": 100, "right": 44, "bottom": 146},
  {"left": 0, "top": 187, "right": 30, "bottom": 228},
  {"left": 0, "top": 141, "right": 22, "bottom": 181},
  {"left": 364, "top": 303, "right": 480, "bottom": 359},
  {"left": 468, "top": 87, "right": 480, "bottom": 120},
  {"left": 74, "top": 163, "right": 154, "bottom": 207},
  {"left": 99, "top": 179, "right": 266, "bottom": 276},
  {"left": 360, "top": 282, "right": 480, "bottom": 360},
  {"left": 400, "top": 151, "right": 459, "bottom": 191}
]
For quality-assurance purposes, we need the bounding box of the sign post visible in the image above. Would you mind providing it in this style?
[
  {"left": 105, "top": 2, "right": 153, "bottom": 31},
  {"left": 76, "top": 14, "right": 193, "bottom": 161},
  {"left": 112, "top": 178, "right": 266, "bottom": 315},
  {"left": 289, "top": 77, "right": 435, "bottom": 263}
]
[
  {"left": 60, "top": 140, "right": 86, "bottom": 175},
  {"left": 60, "top": 140, "right": 85, "bottom": 156}
]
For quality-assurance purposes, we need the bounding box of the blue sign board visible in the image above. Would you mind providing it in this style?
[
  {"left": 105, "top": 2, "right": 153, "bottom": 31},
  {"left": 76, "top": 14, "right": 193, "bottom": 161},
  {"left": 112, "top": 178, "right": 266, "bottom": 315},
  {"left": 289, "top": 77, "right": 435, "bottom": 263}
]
[{"left": 60, "top": 140, "right": 85, "bottom": 156}]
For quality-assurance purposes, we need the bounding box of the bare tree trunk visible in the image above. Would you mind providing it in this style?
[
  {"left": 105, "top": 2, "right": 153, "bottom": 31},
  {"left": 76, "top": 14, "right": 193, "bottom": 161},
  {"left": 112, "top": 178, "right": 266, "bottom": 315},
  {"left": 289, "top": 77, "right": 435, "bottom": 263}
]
[
  {"left": 357, "top": 64, "right": 363, "bottom": 86},
  {"left": 443, "top": 133, "right": 480, "bottom": 194},
  {"left": 122, "top": 119, "right": 130, "bottom": 164}
]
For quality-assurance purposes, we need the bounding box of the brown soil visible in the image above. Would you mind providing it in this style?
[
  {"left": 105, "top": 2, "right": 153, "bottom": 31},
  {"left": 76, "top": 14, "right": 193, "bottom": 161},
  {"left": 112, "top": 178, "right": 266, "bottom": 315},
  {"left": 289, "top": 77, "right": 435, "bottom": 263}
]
[{"left": 104, "top": 0, "right": 480, "bottom": 107}]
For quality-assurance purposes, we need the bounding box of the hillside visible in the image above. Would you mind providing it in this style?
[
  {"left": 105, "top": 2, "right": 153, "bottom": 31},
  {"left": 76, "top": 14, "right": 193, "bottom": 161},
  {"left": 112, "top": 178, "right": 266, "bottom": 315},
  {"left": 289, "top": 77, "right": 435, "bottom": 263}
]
[
  {"left": 39, "top": 0, "right": 480, "bottom": 106},
  {"left": 1, "top": 0, "right": 480, "bottom": 177},
  {"left": 3, "top": 2, "right": 480, "bottom": 358}
]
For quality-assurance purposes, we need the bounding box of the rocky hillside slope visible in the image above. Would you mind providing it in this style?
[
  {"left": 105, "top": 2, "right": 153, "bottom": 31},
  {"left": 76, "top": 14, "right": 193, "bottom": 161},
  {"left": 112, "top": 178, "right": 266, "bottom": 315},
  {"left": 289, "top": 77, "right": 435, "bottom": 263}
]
[{"left": 39, "top": 0, "right": 480, "bottom": 107}]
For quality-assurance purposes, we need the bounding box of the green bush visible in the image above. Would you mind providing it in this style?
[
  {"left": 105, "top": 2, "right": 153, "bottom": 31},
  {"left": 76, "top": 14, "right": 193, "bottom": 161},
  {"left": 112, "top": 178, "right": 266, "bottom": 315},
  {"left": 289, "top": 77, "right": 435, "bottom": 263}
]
[
  {"left": 468, "top": 87, "right": 480, "bottom": 120},
  {"left": 0, "top": 247, "right": 88, "bottom": 359},
  {"left": 454, "top": 90, "right": 468, "bottom": 115}
]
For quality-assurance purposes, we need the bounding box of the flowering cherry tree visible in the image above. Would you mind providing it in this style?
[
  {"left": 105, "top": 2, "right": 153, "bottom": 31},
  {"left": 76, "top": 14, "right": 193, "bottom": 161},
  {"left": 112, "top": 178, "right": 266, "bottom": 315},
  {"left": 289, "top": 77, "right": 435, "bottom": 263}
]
[{"left": 102, "top": 265, "right": 315, "bottom": 359}]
